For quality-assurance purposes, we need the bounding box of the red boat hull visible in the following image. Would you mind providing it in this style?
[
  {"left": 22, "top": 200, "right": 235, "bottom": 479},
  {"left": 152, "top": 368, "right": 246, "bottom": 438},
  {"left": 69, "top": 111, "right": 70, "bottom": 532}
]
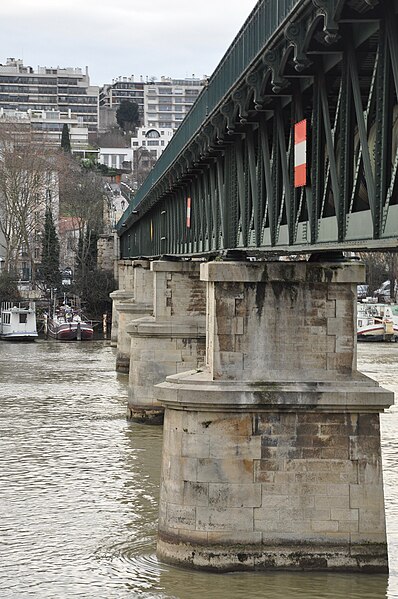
[{"left": 48, "top": 319, "right": 94, "bottom": 341}]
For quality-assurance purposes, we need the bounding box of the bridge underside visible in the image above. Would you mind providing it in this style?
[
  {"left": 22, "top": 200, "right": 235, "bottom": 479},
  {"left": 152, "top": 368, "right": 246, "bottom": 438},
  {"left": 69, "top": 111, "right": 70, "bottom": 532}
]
[{"left": 120, "top": 0, "right": 398, "bottom": 258}]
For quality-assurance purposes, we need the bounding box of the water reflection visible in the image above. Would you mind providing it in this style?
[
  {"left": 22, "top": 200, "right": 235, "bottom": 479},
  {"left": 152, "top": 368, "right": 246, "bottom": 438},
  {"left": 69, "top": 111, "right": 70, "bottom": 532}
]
[{"left": 0, "top": 340, "right": 396, "bottom": 598}]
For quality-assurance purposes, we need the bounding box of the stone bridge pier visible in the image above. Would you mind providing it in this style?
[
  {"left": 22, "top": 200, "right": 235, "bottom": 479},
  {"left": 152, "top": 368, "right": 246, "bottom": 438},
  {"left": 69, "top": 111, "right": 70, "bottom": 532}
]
[
  {"left": 110, "top": 260, "right": 153, "bottom": 372},
  {"left": 156, "top": 260, "right": 393, "bottom": 573},
  {"left": 110, "top": 260, "right": 135, "bottom": 348},
  {"left": 126, "top": 260, "right": 207, "bottom": 424},
  {"left": 115, "top": 260, "right": 154, "bottom": 373}
]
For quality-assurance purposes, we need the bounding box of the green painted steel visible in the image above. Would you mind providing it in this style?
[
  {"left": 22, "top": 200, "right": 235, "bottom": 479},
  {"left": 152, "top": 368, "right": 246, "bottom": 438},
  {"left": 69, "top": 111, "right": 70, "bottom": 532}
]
[
  {"left": 119, "top": 1, "right": 398, "bottom": 258},
  {"left": 118, "top": 0, "right": 302, "bottom": 226}
]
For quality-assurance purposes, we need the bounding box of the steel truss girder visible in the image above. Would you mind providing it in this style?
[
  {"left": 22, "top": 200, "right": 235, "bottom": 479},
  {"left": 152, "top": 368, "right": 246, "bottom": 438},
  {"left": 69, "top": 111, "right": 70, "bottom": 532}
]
[{"left": 119, "top": 0, "right": 398, "bottom": 259}]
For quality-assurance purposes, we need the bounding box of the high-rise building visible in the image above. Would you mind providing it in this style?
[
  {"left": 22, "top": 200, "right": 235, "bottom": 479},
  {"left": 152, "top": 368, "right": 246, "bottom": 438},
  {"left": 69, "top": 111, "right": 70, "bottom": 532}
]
[
  {"left": 100, "top": 76, "right": 145, "bottom": 113},
  {"left": 0, "top": 107, "right": 93, "bottom": 156},
  {"left": 144, "top": 76, "right": 204, "bottom": 129},
  {"left": 99, "top": 75, "right": 206, "bottom": 132},
  {"left": 0, "top": 58, "right": 99, "bottom": 132}
]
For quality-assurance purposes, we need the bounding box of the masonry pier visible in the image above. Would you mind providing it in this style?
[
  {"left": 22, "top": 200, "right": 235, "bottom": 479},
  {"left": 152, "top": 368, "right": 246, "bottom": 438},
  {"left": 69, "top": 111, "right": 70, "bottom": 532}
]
[
  {"left": 114, "top": 260, "right": 153, "bottom": 373},
  {"left": 127, "top": 260, "right": 207, "bottom": 424},
  {"left": 156, "top": 260, "right": 393, "bottom": 572},
  {"left": 110, "top": 260, "right": 135, "bottom": 348}
]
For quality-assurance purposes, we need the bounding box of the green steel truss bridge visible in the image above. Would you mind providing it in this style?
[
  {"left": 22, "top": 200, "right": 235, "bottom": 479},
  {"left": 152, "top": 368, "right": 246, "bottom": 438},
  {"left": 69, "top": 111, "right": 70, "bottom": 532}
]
[{"left": 118, "top": 0, "right": 398, "bottom": 258}]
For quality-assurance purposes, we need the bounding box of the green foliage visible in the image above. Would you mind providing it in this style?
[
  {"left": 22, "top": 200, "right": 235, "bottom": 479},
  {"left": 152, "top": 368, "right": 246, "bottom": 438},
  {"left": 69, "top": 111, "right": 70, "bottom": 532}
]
[
  {"left": 40, "top": 208, "right": 61, "bottom": 289},
  {"left": 71, "top": 225, "right": 115, "bottom": 317},
  {"left": 0, "top": 271, "right": 21, "bottom": 301},
  {"left": 61, "top": 123, "right": 71, "bottom": 152},
  {"left": 116, "top": 100, "right": 140, "bottom": 132},
  {"left": 96, "top": 163, "right": 120, "bottom": 176},
  {"left": 81, "top": 157, "right": 98, "bottom": 170}
]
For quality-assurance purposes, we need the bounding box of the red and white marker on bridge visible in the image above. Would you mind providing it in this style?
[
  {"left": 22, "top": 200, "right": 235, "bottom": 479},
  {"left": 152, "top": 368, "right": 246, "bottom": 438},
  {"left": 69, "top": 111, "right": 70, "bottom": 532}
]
[
  {"left": 294, "top": 119, "right": 307, "bottom": 188},
  {"left": 186, "top": 196, "right": 191, "bottom": 228}
]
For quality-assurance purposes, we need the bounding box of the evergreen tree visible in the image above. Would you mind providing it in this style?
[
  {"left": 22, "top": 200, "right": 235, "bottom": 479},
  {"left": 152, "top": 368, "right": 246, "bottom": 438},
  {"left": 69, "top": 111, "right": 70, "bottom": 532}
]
[
  {"left": 61, "top": 123, "right": 71, "bottom": 152},
  {"left": 116, "top": 100, "right": 140, "bottom": 133},
  {"left": 40, "top": 208, "right": 61, "bottom": 289},
  {"left": 73, "top": 226, "right": 110, "bottom": 318}
]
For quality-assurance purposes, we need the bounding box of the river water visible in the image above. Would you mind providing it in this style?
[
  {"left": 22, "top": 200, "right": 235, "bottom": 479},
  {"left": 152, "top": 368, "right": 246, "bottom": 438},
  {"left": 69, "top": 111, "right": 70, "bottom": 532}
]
[{"left": 0, "top": 340, "right": 398, "bottom": 599}]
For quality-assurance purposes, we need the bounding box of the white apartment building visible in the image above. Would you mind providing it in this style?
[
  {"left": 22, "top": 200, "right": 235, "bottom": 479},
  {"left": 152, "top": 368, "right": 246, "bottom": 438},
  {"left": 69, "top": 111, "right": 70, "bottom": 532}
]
[
  {"left": 131, "top": 126, "right": 174, "bottom": 159},
  {"left": 98, "top": 147, "right": 133, "bottom": 171},
  {"left": 0, "top": 58, "right": 99, "bottom": 132},
  {"left": 100, "top": 76, "right": 145, "bottom": 113},
  {"left": 99, "top": 75, "right": 205, "bottom": 132},
  {"left": 99, "top": 126, "right": 174, "bottom": 172},
  {"left": 0, "top": 108, "right": 91, "bottom": 154},
  {"left": 144, "top": 77, "right": 204, "bottom": 129}
]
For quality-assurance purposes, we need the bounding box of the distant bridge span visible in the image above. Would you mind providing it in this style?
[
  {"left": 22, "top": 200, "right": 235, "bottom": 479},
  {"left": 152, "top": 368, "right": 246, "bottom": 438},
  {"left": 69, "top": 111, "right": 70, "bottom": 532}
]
[{"left": 118, "top": 0, "right": 398, "bottom": 258}]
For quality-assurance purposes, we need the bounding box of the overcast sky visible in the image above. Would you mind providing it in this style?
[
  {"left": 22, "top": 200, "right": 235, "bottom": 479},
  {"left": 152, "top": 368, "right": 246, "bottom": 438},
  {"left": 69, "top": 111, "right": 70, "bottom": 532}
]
[{"left": 1, "top": 0, "right": 258, "bottom": 86}]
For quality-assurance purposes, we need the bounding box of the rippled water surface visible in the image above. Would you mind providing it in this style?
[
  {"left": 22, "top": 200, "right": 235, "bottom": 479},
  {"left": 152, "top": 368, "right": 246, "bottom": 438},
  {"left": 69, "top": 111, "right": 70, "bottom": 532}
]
[{"left": 0, "top": 340, "right": 397, "bottom": 598}]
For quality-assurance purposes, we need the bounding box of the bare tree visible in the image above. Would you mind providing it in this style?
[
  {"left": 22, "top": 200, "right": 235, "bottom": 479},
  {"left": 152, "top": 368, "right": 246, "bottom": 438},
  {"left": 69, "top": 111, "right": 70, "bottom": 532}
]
[
  {"left": 57, "top": 153, "right": 105, "bottom": 275},
  {"left": 0, "top": 124, "right": 57, "bottom": 281},
  {"left": 359, "top": 251, "right": 398, "bottom": 301}
]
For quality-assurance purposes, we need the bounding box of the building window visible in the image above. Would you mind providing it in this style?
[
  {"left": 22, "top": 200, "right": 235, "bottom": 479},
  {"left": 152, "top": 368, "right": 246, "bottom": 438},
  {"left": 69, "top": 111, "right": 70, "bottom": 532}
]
[{"left": 146, "top": 129, "right": 160, "bottom": 138}]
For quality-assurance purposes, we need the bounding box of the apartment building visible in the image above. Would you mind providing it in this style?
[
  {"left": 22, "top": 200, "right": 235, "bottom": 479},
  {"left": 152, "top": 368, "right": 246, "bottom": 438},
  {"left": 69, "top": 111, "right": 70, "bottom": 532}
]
[
  {"left": 99, "top": 75, "right": 205, "bottom": 131},
  {"left": 100, "top": 76, "right": 145, "bottom": 113},
  {"left": 144, "top": 77, "right": 204, "bottom": 129},
  {"left": 99, "top": 126, "right": 173, "bottom": 172},
  {"left": 131, "top": 126, "right": 173, "bottom": 159},
  {"left": 0, "top": 58, "right": 99, "bottom": 133},
  {"left": 0, "top": 107, "right": 91, "bottom": 153}
]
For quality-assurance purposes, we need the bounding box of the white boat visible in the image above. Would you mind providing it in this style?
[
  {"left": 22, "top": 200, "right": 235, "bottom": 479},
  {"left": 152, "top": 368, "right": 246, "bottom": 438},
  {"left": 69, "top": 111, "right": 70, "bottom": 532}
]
[
  {"left": 0, "top": 301, "right": 38, "bottom": 341},
  {"left": 357, "top": 302, "right": 398, "bottom": 342}
]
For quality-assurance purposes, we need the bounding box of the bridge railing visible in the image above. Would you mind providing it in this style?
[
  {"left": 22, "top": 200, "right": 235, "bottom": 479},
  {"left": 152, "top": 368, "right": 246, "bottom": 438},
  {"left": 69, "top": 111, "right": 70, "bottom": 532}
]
[{"left": 118, "top": 0, "right": 302, "bottom": 229}]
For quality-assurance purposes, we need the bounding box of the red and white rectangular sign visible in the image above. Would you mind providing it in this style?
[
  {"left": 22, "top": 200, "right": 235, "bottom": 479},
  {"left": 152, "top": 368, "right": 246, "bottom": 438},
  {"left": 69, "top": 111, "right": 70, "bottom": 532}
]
[
  {"left": 294, "top": 119, "right": 307, "bottom": 188},
  {"left": 186, "top": 197, "right": 191, "bottom": 228}
]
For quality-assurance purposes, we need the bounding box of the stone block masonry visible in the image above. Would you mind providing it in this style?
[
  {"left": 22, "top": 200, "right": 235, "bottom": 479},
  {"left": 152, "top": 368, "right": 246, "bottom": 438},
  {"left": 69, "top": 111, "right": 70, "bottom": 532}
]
[
  {"left": 110, "top": 260, "right": 136, "bottom": 347},
  {"left": 127, "top": 260, "right": 207, "bottom": 424},
  {"left": 156, "top": 260, "right": 393, "bottom": 572},
  {"left": 114, "top": 260, "right": 153, "bottom": 373}
]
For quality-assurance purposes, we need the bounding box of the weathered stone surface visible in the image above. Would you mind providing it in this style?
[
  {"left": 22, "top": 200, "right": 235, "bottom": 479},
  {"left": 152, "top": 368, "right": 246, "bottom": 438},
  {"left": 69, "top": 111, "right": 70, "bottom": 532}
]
[
  {"left": 109, "top": 288, "right": 134, "bottom": 347},
  {"left": 157, "top": 536, "right": 388, "bottom": 573},
  {"left": 157, "top": 261, "right": 392, "bottom": 572},
  {"left": 127, "top": 261, "right": 207, "bottom": 423},
  {"left": 112, "top": 260, "right": 153, "bottom": 370},
  {"left": 97, "top": 234, "right": 114, "bottom": 273},
  {"left": 116, "top": 301, "right": 153, "bottom": 372}
]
